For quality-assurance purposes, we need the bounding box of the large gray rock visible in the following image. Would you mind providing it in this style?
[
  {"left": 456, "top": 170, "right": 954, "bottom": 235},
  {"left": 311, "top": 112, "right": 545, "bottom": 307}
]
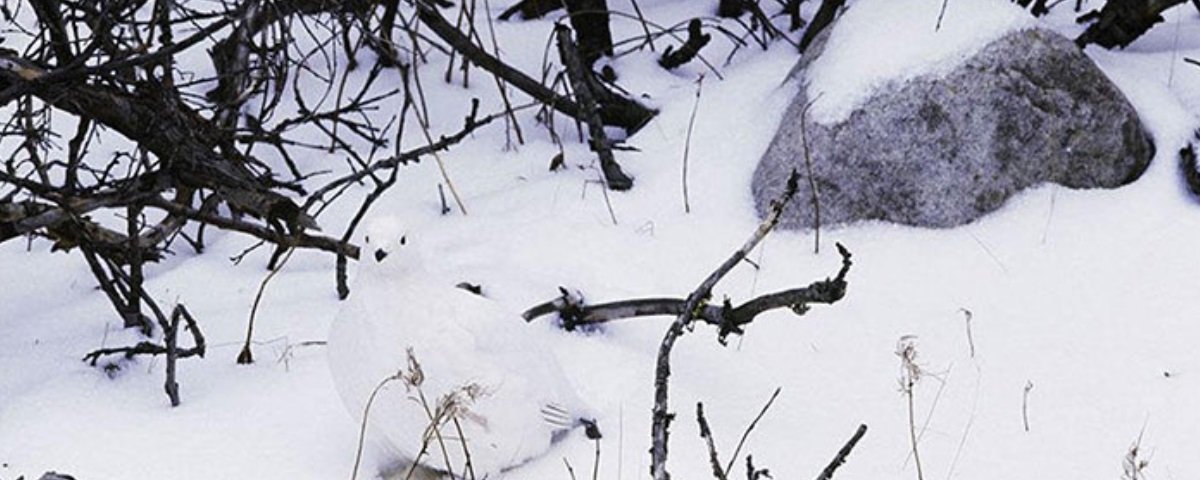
[{"left": 753, "top": 27, "right": 1154, "bottom": 229}]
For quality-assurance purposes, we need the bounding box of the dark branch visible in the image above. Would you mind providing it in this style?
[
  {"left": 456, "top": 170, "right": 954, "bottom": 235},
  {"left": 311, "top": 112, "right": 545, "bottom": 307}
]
[
  {"left": 815, "top": 424, "right": 868, "bottom": 480},
  {"left": 659, "top": 19, "right": 712, "bottom": 70},
  {"left": 799, "top": 0, "right": 846, "bottom": 55},
  {"left": 564, "top": 0, "right": 615, "bottom": 65},
  {"left": 498, "top": 0, "right": 563, "bottom": 20},
  {"left": 1075, "top": 0, "right": 1186, "bottom": 49},
  {"left": 650, "top": 170, "right": 816, "bottom": 480},
  {"left": 556, "top": 24, "right": 633, "bottom": 190},
  {"left": 145, "top": 196, "right": 360, "bottom": 259},
  {"left": 415, "top": 0, "right": 655, "bottom": 132},
  {"left": 1180, "top": 134, "right": 1200, "bottom": 198},
  {"left": 82, "top": 304, "right": 206, "bottom": 368},
  {"left": 696, "top": 402, "right": 730, "bottom": 480},
  {"left": 523, "top": 244, "right": 851, "bottom": 340}
]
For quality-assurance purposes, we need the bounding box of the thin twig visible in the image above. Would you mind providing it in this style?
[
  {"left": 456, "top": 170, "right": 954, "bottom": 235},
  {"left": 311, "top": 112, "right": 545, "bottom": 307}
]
[
  {"left": 961, "top": 308, "right": 975, "bottom": 358},
  {"left": 565, "top": 458, "right": 579, "bottom": 480},
  {"left": 897, "top": 336, "right": 925, "bottom": 480},
  {"left": 451, "top": 417, "right": 479, "bottom": 480},
  {"left": 799, "top": 97, "right": 821, "bottom": 254},
  {"left": 682, "top": 75, "right": 703, "bottom": 213},
  {"left": 725, "top": 387, "right": 781, "bottom": 475},
  {"left": 696, "top": 402, "right": 729, "bottom": 480},
  {"left": 814, "top": 424, "right": 868, "bottom": 480},
  {"left": 1022, "top": 381, "right": 1033, "bottom": 432},
  {"left": 351, "top": 373, "right": 404, "bottom": 480},
  {"left": 936, "top": 0, "right": 950, "bottom": 31},
  {"left": 591, "top": 430, "right": 602, "bottom": 480},
  {"left": 651, "top": 171, "right": 805, "bottom": 480},
  {"left": 628, "top": 0, "right": 656, "bottom": 51},
  {"left": 238, "top": 247, "right": 296, "bottom": 364}
]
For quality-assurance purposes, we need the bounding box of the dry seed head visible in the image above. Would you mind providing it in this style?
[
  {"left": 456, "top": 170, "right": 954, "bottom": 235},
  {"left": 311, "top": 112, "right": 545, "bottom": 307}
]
[
  {"left": 895, "top": 335, "right": 923, "bottom": 390},
  {"left": 404, "top": 347, "right": 425, "bottom": 387},
  {"left": 437, "top": 382, "right": 487, "bottom": 420}
]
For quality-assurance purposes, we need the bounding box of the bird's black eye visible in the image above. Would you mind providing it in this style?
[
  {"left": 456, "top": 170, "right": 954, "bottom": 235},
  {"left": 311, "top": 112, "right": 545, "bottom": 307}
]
[
  {"left": 374, "top": 248, "right": 389, "bottom": 262},
  {"left": 399, "top": 235, "right": 407, "bottom": 246}
]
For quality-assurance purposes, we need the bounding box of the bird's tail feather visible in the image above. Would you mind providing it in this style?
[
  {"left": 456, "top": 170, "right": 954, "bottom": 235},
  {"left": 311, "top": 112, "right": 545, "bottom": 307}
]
[
  {"left": 542, "top": 403, "right": 602, "bottom": 443},
  {"left": 540, "top": 403, "right": 574, "bottom": 429}
]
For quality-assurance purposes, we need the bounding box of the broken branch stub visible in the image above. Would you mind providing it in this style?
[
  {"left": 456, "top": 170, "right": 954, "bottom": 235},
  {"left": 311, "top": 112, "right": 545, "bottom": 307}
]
[
  {"left": 659, "top": 19, "right": 712, "bottom": 70},
  {"left": 555, "top": 24, "right": 634, "bottom": 190}
]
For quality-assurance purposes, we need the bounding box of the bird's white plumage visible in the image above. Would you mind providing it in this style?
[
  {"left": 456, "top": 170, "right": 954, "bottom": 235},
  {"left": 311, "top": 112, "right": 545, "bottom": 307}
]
[{"left": 328, "top": 218, "right": 589, "bottom": 477}]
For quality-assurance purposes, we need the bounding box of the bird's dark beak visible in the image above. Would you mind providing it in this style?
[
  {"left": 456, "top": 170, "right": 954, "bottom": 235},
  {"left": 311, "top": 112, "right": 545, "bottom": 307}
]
[{"left": 374, "top": 248, "right": 389, "bottom": 262}]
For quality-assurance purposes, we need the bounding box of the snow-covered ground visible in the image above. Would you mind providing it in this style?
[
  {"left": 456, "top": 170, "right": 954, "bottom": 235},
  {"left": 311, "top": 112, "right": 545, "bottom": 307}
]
[{"left": 3, "top": 0, "right": 1200, "bottom": 479}]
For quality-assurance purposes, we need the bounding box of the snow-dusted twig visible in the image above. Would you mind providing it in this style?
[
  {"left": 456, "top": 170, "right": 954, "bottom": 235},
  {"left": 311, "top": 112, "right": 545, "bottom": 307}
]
[
  {"left": 814, "top": 424, "right": 868, "bottom": 480},
  {"left": 647, "top": 170, "right": 840, "bottom": 480},
  {"left": 695, "top": 402, "right": 729, "bottom": 480},
  {"left": 522, "top": 247, "right": 851, "bottom": 341}
]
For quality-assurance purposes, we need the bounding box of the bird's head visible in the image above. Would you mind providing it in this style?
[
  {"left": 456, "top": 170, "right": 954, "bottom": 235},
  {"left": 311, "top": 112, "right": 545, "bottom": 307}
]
[{"left": 363, "top": 216, "right": 427, "bottom": 275}]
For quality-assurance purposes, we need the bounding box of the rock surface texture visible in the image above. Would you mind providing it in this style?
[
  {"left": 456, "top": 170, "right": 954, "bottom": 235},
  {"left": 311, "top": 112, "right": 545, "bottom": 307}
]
[{"left": 752, "top": 27, "right": 1154, "bottom": 229}]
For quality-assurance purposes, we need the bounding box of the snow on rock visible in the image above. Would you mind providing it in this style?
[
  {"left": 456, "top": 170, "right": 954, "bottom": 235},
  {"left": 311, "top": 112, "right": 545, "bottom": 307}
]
[
  {"left": 804, "top": 0, "right": 1034, "bottom": 124},
  {"left": 755, "top": 27, "right": 1154, "bottom": 228}
]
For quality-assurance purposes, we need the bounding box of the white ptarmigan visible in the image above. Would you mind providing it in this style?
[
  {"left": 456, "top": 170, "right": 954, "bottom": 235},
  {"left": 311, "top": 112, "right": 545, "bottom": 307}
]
[{"left": 328, "top": 217, "right": 596, "bottom": 479}]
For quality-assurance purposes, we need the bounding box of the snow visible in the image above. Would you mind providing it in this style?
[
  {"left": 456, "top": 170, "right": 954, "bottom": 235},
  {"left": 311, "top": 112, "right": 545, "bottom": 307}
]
[
  {"left": 804, "top": 0, "right": 1035, "bottom": 124},
  {"left": 4, "top": 1, "right": 1200, "bottom": 480}
]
